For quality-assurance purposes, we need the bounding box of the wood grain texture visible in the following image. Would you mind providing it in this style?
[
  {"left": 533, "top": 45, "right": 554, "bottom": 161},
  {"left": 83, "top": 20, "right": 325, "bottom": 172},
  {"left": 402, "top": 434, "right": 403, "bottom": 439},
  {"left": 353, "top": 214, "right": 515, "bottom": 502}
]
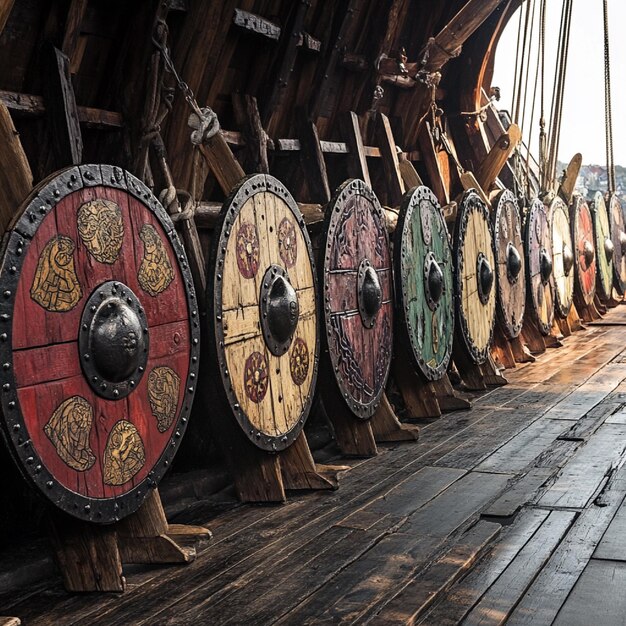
[
  {"left": 525, "top": 198, "right": 555, "bottom": 335},
  {"left": 571, "top": 195, "right": 597, "bottom": 307},
  {"left": 593, "top": 191, "right": 614, "bottom": 301},
  {"left": 493, "top": 190, "right": 525, "bottom": 339},
  {"left": 550, "top": 197, "right": 575, "bottom": 318}
]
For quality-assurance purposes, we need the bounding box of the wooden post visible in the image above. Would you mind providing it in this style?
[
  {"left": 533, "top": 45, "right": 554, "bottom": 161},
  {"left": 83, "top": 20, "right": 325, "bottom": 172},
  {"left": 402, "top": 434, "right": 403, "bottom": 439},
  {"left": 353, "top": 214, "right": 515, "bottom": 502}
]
[
  {"left": 375, "top": 112, "right": 405, "bottom": 206},
  {"left": 232, "top": 94, "right": 269, "bottom": 174},
  {"left": 0, "top": 0, "right": 15, "bottom": 36},
  {"left": 340, "top": 110, "right": 371, "bottom": 186},
  {"left": 49, "top": 489, "right": 210, "bottom": 592},
  {"left": 297, "top": 111, "right": 331, "bottom": 203},
  {"left": 476, "top": 124, "right": 521, "bottom": 192},
  {"left": 370, "top": 393, "right": 420, "bottom": 443}
]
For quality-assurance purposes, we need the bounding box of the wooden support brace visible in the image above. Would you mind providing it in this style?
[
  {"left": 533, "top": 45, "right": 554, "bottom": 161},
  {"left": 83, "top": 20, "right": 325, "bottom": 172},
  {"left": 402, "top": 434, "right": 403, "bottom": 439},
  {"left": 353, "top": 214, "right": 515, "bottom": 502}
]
[
  {"left": 375, "top": 112, "right": 405, "bottom": 206},
  {"left": 491, "top": 326, "right": 517, "bottom": 369},
  {"left": 558, "top": 153, "right": 582, "bottom": 204},
  {"left": 321, "top": 393, "right": 378, "bottom": 458},
  {"left": 392, "top": 351, "right": 442, "bottom": 418},
  {"left": 0, "top": 0, "right": 15, "bottom": 36},
  {"left": 280, "top": 432, "right": 347, "bottom": 491},
  {"left": 429, "top": 374, "right": 471, "bottom": 412},
  {"left": 61, "top": 0, "right": 89, "bottom": 73},
  {"left": 476, "top": 124, "right": 521, "bottom": 192},
  {"left": 418, "top": 121, "right": 450, "bottom": 205},
  {"left": 398, "top": 152, "right": 423, "bottom": 189},
  {"left": 340, "top": 110, "right": 371, "bottom": 187},
  {"left": 454, "top": 359, "right": 487, "bottom": 391},
  {"left": 232, "top": 94, "right": 269, "bottom": 175},
  {"left": 197, "top": 133, "right": 246, "bottom": 196},
  {"left": 297, "top": 111, "right": 331, "bottom": 204},
  {"left": 480, "top": 353, "right": 508, "bottom": 386},
  {"left": 509, "top": 334, "right": 536, "bottom": 363},
  {"left": 49, "top": 489, "right": 208, "bottom": 592},
  {"left": 369, "top": 392, "right": 420, "bottom": 443},
  {"left": 521, "top": 315, "right": 547, "bottom": 354},
  {"left": 41, "top": 43, "right": 83, "bottom": 170}
]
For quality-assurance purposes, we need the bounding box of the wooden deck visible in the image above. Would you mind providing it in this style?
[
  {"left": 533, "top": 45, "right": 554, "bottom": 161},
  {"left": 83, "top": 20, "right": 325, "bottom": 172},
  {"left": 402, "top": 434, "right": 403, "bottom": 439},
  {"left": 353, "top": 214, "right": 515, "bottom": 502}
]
[{"left": 4, "top": 306, "right": 626, "bottom": 625}]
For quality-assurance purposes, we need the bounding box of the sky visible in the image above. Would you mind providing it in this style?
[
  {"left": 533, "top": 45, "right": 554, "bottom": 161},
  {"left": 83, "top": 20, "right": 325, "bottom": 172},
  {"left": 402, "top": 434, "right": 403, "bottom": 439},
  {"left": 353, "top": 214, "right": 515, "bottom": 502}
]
[{"left": 492, "top": 0, "right": 626, "bottom": 167}]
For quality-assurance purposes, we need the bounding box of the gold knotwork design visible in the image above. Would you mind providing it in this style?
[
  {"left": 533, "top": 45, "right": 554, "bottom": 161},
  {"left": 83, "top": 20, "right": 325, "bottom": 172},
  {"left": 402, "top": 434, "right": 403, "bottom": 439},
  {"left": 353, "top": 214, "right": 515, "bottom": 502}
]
[
  {"left": 138, "top": 224, "right": 174, "bottom": 296},
  {"left": 103, "top": 420, "right": 146, "bottom": 486},
  {"left": 147, "top": 366, "right": 180, "bottom": 433},
  {"left": 77, "top": 199, "right": 124, "bottom": 264},
  {"left": 30, "top": 235, "right": 82, "bottom": 312},
  {"left": 44, "top": 396, "right": 96, "bottom": 472}
]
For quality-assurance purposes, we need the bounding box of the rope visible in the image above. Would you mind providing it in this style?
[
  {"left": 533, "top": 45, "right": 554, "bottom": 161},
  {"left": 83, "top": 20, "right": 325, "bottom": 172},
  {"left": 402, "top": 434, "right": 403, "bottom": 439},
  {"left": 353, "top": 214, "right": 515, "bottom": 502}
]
[{"left": 603, "top": 0, "right": 616, "bottom": 193}]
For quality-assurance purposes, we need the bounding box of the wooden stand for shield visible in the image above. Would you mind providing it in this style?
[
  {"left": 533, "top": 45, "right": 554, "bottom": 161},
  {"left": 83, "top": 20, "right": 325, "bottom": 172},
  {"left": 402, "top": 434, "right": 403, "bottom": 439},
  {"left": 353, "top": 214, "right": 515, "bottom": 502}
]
[
  {"left": 49, "top": 490, "right": 210, "bottom": 592},
  {"left": 306, "top": 115, "right": 419, "bottom": 456}
]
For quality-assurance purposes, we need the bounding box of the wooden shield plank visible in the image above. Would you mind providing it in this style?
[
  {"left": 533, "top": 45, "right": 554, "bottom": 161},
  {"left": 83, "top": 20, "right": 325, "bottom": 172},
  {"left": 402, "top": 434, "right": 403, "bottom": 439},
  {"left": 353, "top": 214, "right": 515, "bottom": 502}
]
[
  {"left": 570, "top": 195, "right": 596, "bottom": 307},
  {"left": 209, "top": 174, "right": 318, "bottom": 452},
  {"left": 453, "top": 190, "right": 496, "bottom": 365},
  {"left": 493, "top": 189, "right": 525, "bottom": 338},
  {"left": 608, "top": 193, "right": 626, "bottom": 293},
  {"left": 395, "top": 186, "right": 454, "bottom": 380},
  {"left": 549, "top": 197, "right": 575, "bottom": 318},
  {"left": 321, "top": 179, "right": 393, "bottom": 418},
  {"left": 592, "top": 191, "right": 614, "bottom": 301},
  {"left": 525, "top": 198, "right": 555, "bottom": 335},
  {"left": 0, "top": 165, "right": 199, "bottom": 523}
]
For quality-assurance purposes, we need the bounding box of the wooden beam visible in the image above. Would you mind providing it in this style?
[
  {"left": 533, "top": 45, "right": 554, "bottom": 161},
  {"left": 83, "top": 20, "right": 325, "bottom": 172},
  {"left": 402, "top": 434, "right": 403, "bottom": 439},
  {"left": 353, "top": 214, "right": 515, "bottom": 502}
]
[
  {"left": 340, "top": 111, "right": 371, "bottom": 187},
  {"left": 476, "top": 123, "right": 521, "bottom": 192},
  {"left": 297, "top": 112, "right": 331, "bottom": 204},
  {"left": 41, "top": 43, "right": 83, "bottom": 168},
  {"left": 0, "top": 102, "right": 32, "bottom": 235},
  {"left": 0, "top": 0, "right": 15, "bottom": 36},
  {"left": 0, "top": 90, "right": 123, "bottom": 129},
  {"left": 232, "top": 8, "right": 281, "bottom": 41},
  {"left": 232, "top": 94, "right": 269, "bottom": 174},
  {"left": 261, "top": 0, "right": 310, "bottom": 124},
  {"left": 197, "top": 133, "right": 245, "bottom": 196},
  {"left": 375, "top": 113, "right": 405, "bottom": 206},
  {"left": 61, "top": 0, "right": 88, "bottom": 71},
  {"left": 423, "top": 0, "right": 508, "bottom": 71},
  {"left": 558, "top": 153, "right": 582, "bottom": 204}
]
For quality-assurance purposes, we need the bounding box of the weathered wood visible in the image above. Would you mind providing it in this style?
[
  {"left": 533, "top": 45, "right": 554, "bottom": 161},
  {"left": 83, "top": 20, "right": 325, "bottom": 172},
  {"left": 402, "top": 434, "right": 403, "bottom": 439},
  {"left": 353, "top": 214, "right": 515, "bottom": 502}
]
[
  {"left": 197, "top": 133, "right": 245, "bottom": 196},
  {"left": 297, "top": 112, "right": 331, "bottom": 203},
  {"left": 61, "top": 0, "right": 89, "bottom": 71},
  {"left": 375, "top": 112, "right": 405, "bottom": 205},
  {"left": 41, "top": 43, "right": 83, "bottom": 169},
  {"left": 49, "top": 511, "right": 125, "bottom": 592},
  {"left": 280, "top": 432, "right": 345, "bottom": 491},
  {"left": 558, "top": 153, "right": 582, "bottom": 204},
  {"left": 261, "top": 0, "right": 310, "bottom": 125},
  {"left": 370, "top": 393, "right": 420, "bottom": 443},
  {"left": 0, "top": 102, "right": 32, "bottom": 235},
  {"left": 232, "top": 8, "right": 281, "bottom": 40},
  {"left": 393, "top": 352, "right": 442, "bottom": 418},
  {"left": 463, "top": 510, "right": 576, "bottom": 626},
  {"left": 507, "top": 472, "right": 626, "bottom": 625},
  {"left": 0, "top": 0, "right": 14, "bottom": 35},
  {"left": 423, "top": 0, "right": 509, "bottom": 71},
  {"left": 398, "top": 152, "right": 423, "bottom": 188},
  {"left": 537, "top": 423, "right": 626, "bottom": 509},
  {"left": 482, "top": 469, "right": 553, "bottom": 519},
  {"left": 0, "top": 619, "right": 20, "bottom": 626},
  {"left": 374, "top": 521, "right": 501, "bottom": 624},
  {"left": 420, "top": 508, "right": 550, "bottom": 625},
  {"left": 232, "top": 94, "right": 269, "bottom": 174},
  {"left": 322, "top": 394, "right": 378, "bottom": 457},
  {"left": 339, "top": 111, "right": 371, "bottom": 187},
  {"left": 476, "top": 124, "right": 521, "bottom": 192}
]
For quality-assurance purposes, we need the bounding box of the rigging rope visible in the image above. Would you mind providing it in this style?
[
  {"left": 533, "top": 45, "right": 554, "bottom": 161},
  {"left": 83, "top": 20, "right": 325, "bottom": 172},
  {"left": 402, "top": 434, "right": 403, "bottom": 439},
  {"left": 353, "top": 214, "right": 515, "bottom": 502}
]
[{"left": 603, "top": 0, "right": 615, "bottom": 194}]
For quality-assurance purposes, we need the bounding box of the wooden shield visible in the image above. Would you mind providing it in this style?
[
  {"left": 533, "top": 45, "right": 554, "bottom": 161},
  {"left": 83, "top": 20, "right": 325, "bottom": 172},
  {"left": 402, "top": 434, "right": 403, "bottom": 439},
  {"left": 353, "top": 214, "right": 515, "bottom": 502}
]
[
  {"left": 453, "top": 190, "right": 496, "bottom": 365},
  {"left": 549, "top": 197, "right": 575, "bottom": 318},
  {"left": 525, "top": 198, "right": 555, "bottom": 335},
  {"left": 592, "top": 191, "right": 614, "bottom": 301},
  {"left": 395, "top": 186, "right": 454, "bottom": 380},
  {"left": 493, "top": 190, "right": 525, "bottom": 338},
  {"left": 570, "top": 195, "right": 596, "bottom": 306},
  {"left": 209, "top": 174, "right": 318, "bottom": 452},
  {"left": 0, "top": 165, "right": 199, "bottom": 522},
  {"left": 321, "top": 180, "right": 392, "bottom": 418},
  {"left": 608, "top": 193, "right": 626, "bottom": 293}
]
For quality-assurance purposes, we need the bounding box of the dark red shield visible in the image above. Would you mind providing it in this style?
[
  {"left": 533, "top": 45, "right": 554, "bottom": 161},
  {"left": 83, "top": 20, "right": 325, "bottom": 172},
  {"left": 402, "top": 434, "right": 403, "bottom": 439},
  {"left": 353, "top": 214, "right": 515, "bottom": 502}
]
[
  {"left": 321, "top": 180, "right": 393, "bottom": 418},
  {"left": 0, "top": 165, "right": 199, "bottom": 523}
]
